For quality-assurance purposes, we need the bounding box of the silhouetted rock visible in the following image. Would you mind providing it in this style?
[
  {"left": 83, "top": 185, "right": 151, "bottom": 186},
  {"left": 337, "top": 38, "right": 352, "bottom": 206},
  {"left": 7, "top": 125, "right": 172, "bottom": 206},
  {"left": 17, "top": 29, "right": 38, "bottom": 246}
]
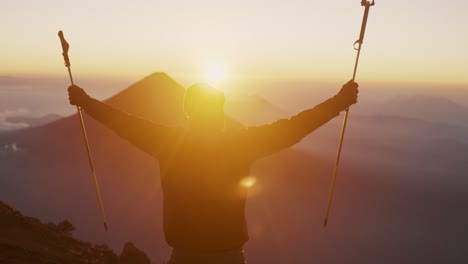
[
  {"left": 118, "top": 242, "right": 151, "bottom": 264},
  {"left": 56, "top": 219, "right": 76, "bottom": 236},
  {"left": 0, "top": 200, "right": 120, "bottom": 263}
]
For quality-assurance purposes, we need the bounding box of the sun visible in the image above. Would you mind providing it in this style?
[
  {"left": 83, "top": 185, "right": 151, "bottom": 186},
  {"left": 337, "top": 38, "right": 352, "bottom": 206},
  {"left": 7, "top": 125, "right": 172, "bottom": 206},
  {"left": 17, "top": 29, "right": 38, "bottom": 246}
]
[{"left": 203, "top": 62, "right": 229, "bottom": 84}]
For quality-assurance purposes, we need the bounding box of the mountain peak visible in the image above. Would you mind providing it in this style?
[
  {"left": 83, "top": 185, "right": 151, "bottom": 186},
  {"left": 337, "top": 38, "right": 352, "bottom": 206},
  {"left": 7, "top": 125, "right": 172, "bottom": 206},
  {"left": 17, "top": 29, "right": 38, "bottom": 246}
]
[
  {"left": 144, "top": 72, "right": 171, "bottom": 80},
  {"left": 103, "top": 72, "right": 187, "bottom": 124},
  {"left": 110, "top": 72, "right": 181, "bottom": 97}
]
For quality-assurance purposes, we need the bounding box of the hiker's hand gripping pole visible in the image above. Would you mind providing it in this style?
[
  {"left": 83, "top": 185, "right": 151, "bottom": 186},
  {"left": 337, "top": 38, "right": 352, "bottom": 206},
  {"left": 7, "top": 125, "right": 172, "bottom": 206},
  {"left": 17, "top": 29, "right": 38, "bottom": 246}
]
[
  {"left": 58, "top": 31, "right": 108, "bottom": 232},
  {"left": 323, "top": 0, "right": 375, "bottom": 228}
]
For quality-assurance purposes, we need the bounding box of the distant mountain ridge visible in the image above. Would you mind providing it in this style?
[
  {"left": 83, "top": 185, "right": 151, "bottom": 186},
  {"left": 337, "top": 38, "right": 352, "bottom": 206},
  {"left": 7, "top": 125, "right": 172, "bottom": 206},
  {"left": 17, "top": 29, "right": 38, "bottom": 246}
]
[{"left": 369, "top": 94, "right": 468, "bottom": 127}]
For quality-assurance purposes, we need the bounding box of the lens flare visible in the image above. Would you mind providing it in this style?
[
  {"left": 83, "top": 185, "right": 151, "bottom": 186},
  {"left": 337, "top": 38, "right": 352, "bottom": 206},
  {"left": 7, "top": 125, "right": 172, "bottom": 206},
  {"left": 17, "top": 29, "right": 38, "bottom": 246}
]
[{"left": 240, "top": 176, "right": 256, "bottom": 189}]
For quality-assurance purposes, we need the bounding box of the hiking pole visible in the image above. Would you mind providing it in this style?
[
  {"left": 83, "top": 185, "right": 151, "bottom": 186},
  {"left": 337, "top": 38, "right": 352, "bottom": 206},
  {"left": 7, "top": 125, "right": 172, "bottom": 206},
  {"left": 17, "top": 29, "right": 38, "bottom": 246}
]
[
  {"left": 58, "top": 31, "right": 108, "bottom": 232},
  {"left": 323, "top": 0, "right": 375, "bottom": 228}
]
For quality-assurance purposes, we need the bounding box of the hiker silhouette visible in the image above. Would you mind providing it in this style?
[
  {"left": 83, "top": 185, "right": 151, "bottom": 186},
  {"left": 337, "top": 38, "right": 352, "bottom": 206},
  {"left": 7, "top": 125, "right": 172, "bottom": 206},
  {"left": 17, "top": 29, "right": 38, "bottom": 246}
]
[{"left": 68, "top": 80, "right": 358, "bottom": 264}]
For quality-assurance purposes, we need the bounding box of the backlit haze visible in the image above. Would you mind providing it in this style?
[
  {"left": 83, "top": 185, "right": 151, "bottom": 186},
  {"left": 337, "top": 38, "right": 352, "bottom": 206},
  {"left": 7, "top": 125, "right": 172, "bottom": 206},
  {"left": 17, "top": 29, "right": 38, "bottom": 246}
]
[{"left": 2, "top": 0, "right": 468, "bottom": 85}]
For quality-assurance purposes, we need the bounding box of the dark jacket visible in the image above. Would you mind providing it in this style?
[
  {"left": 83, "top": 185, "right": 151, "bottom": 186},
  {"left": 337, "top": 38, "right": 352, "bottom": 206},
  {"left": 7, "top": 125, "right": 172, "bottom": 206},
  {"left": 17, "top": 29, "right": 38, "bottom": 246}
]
[{"left": 82, "top": 96, "right": 343, "bottom": 251}]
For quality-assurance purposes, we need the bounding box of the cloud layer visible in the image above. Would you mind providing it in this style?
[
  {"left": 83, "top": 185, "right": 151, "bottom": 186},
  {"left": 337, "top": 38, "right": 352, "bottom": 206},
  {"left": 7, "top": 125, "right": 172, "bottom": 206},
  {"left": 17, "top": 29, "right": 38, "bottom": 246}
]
[{"left": 0, "top": 108, "right": 30, "bottom": 131}]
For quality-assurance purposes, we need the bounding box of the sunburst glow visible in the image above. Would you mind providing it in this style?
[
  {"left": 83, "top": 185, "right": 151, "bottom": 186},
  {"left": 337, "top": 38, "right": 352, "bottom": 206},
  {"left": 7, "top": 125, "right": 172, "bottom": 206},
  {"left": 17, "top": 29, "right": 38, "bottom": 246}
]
[{"left": 203, "top": 63, "right": 229, "bottom": 84}]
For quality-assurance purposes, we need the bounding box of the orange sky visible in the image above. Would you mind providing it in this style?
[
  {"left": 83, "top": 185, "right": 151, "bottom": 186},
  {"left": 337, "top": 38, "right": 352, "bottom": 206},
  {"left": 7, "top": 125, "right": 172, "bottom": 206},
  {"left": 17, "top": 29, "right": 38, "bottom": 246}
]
[{"left": 2, "top": 0, "right": 468, "bottom": 85}]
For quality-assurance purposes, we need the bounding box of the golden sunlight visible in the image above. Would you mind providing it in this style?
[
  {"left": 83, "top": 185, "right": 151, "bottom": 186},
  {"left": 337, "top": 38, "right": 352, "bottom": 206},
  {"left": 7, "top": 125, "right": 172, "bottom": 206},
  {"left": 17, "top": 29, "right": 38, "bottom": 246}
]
[{"left": 203, "top": 62, "right": 230, "bottom": 85}]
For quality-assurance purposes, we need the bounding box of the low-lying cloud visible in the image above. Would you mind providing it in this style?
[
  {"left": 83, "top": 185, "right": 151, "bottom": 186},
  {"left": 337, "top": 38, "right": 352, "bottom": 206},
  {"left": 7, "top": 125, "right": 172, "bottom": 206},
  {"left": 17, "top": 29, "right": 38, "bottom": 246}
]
[{"left": 0, "top": 108, "right": 31, "bottom": 131}]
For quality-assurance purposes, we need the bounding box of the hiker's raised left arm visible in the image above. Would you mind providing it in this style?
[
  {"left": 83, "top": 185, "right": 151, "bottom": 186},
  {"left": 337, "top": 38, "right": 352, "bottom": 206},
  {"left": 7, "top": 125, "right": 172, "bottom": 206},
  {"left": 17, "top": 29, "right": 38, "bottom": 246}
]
[
  {"left": 68, "top": 85, "right": 177, "bottom": 158},
  {"left": 242, "top": 81, "right": 358, "bottom": 159}
]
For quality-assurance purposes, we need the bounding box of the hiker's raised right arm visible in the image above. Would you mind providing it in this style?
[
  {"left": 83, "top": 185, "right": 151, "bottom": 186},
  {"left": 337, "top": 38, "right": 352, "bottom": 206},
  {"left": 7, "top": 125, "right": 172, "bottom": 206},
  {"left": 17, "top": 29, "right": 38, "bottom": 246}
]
[
  {"left": 68, "top": 85, "right": 176, "bottom": 157},
  {"left": 240, "top": 81, "right": 358, "bottom": 159}
]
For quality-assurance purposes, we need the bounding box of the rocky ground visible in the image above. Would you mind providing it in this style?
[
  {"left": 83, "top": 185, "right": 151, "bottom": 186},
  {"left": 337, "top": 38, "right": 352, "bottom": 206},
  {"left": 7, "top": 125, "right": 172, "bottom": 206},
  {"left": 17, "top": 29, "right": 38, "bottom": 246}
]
[{"left": 0, "top": 200, "right": 151, "bottom": 264}]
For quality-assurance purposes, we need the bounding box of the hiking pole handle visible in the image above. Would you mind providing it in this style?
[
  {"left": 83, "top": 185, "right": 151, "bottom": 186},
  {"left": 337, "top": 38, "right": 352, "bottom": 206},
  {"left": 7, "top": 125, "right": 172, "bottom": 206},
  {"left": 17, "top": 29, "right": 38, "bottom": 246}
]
[
  {"left": 352, "top": 0, "right": 374, "bottom": 79},
  {"left": 58, "top": 31, "right": 71, "bottom": 68},
  {"left": 355, "top": 0, "right": 374, "bottom": 48}
]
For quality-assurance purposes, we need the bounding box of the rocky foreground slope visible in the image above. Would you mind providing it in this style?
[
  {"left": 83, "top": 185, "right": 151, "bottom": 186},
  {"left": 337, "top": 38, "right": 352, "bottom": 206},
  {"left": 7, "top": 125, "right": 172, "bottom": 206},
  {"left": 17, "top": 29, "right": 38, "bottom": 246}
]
[{"left": 0, "top": 200, "right": 150, "bottom": 263}]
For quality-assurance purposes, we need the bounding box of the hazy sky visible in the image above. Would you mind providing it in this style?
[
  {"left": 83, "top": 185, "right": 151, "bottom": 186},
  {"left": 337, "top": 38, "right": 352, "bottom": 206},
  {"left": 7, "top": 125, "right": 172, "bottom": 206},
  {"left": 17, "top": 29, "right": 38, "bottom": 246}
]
[{"left": 2, "top": 0, "right": 468, "bottom": 85}]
